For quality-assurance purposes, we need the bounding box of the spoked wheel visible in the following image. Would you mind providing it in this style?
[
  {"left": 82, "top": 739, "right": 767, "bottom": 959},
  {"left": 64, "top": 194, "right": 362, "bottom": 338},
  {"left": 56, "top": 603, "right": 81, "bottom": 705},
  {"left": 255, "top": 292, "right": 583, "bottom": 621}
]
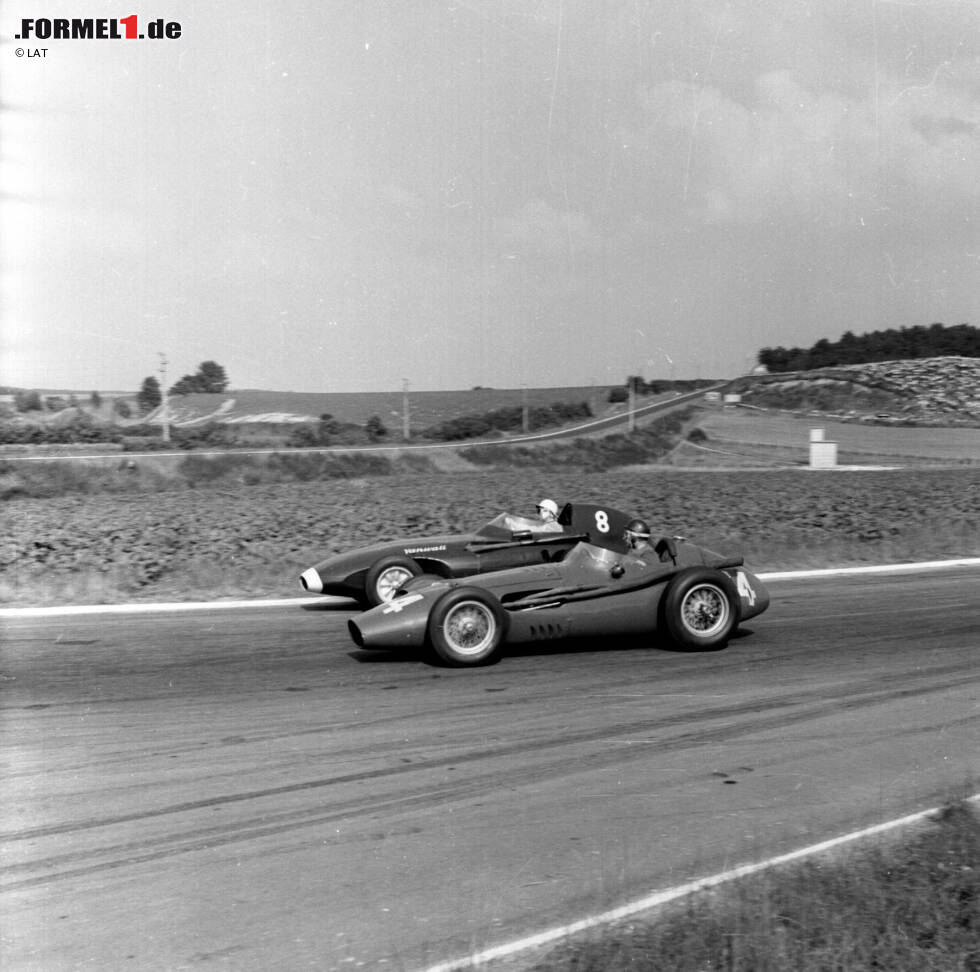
[
  {"left": 428, "top": 587, "right": 507, "bottom": 666},
  {"left": 661, "top": 568, "right": 739, "bottom": 650},
  {"left": 364, "top": 557, "right": 422, "bottom": 606}
]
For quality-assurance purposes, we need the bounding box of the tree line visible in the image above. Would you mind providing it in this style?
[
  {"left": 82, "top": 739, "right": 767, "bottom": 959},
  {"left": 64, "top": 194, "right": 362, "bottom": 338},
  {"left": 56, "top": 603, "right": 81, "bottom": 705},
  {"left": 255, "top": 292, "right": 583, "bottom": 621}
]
[
  {"left": 137, "top": 360, "right": 228, "bottom": 413},
  {"left": 758, "top": 323, "right": 979, "bottom": 373}
]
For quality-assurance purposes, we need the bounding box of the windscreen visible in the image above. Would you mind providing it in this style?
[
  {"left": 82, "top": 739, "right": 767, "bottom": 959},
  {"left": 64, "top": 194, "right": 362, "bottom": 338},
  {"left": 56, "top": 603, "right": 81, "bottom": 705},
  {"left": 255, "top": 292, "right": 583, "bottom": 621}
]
[
  {"left": 475, "top": 513, "right": 559, "bottom": 538},
  {"left": 560, "top": 542, "right": 619, "bottom": 570}
]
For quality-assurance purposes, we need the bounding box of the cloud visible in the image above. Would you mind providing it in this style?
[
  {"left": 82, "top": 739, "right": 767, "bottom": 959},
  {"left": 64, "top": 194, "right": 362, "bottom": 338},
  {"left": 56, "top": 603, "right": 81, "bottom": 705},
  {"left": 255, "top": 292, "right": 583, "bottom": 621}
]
[
  {"left": 628, "top": 48, "right": 980, "bottom": 231},
  {"left": 491, "top": 198, "right": 592, "bottom": 258}
]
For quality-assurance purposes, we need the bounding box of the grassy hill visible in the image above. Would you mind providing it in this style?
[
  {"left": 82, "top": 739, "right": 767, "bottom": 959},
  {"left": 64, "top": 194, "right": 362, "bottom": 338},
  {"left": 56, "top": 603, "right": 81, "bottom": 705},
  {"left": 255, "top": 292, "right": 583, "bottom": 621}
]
[
  {"left": 11, "top": 357, "right": 978, "bottom": 434},
  {"left": 730, "top": 356, "right": 980, "bottom": 426},
  {"left": 140, "top": 386, "right": 617, "bottom": 430}
]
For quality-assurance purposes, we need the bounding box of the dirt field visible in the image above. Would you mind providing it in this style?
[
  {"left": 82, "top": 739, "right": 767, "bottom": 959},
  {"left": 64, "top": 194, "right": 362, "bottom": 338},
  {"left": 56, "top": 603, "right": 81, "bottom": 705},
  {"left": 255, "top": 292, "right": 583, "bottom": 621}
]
[{"left": 2, "top": 465, "right": 978, "bottom": 606}]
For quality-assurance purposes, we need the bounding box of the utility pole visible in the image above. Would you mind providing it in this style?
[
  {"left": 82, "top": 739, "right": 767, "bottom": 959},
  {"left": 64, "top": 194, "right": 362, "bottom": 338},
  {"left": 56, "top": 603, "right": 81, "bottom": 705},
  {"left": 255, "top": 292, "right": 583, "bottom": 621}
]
[
  {"left": 522, "top": 384, "right": 529, "bottom": 434},
  {"left": 402, "top": 379, "right": 410, "bottom": 441},
  {"left": 628, "top": 378, "right": 636, "bottom": 432},
  {"left": 158, "top": 352, "right": 171, "bottom": 443}
]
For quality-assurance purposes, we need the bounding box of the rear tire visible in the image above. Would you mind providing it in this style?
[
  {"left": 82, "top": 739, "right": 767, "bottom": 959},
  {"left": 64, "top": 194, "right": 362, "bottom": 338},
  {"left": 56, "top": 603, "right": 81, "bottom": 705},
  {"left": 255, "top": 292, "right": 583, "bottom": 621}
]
[
  {"left": 364, "top": 557, "right": 422, "bottom": 606},
  {"left": 661, "top": 568, "right": 739, "bottom": 649},
  {"left": 428, "top": 587, "right": 507, "bottom": 667}
]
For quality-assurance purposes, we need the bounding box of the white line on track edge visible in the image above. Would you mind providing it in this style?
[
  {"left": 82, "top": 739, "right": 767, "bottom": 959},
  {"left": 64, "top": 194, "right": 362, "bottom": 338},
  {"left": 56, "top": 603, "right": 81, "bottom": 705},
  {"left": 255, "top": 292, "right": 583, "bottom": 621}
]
[
  {"left": 0, "top": 596, "right": 343, "bottom": 618},
  {"left": 2, "top": 557, "right": 978, "bottom": 618},
  {"left": 756, "top": 556, "right": 980, "bottom": 581},
  {"left": 417, "top": 793, "right": 980, "bottom": 972}
]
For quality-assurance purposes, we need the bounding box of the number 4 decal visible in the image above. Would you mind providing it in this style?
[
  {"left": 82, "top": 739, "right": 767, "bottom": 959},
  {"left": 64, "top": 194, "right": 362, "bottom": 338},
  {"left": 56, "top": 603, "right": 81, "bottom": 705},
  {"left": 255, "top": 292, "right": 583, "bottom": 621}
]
[
  {"left": 382, "top": 593, "right": 423, "bottom": 614},
  {"left": 735, "top": 571, "right": 756, "bottom": 607}
]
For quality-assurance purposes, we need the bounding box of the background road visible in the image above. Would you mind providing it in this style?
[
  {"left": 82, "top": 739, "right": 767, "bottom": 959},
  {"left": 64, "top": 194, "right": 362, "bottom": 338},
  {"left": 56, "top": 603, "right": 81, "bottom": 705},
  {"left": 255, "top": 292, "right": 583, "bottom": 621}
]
[
  {"left": 0, "top": 386, "right": 714, "bottom": 465},
  {"left": 2, "top": 569, "right": 979, "bottom": 971}
]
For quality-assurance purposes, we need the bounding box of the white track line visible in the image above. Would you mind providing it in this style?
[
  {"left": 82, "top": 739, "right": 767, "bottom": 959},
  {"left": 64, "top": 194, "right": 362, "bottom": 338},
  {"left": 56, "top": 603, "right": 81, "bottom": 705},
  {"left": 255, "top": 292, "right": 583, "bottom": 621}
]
[
  {"left": 1, "top": 559, "right": 978, "bottom": 618},
  {"left": 757, "top": 556, "right": 980, "bottom": 581},
  {"left": 418, "top": 793, "right": 980, "bottom": 972},
  {"left": 0, "top": 596, "right": 337, "bottom": 618}
]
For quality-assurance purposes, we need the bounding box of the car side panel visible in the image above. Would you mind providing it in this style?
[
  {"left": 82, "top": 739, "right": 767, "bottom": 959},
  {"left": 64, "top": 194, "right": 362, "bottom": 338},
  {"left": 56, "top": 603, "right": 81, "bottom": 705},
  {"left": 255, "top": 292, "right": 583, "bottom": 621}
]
[
  {"left": 505, "top": 583, "right": 668, "bottom": 644},
  {"left": 475, "top": 541, "right": 572, "bottom": 574},
  {"left": 311, "top": 535, "right": 479, "bottom": 596}
]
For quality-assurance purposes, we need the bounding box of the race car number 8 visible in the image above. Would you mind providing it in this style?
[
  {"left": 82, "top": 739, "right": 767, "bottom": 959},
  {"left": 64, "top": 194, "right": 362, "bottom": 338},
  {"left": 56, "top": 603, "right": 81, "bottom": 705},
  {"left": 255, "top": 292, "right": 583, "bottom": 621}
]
[{"left": 594, "top": 511, "right": 609, "bottom": 533}]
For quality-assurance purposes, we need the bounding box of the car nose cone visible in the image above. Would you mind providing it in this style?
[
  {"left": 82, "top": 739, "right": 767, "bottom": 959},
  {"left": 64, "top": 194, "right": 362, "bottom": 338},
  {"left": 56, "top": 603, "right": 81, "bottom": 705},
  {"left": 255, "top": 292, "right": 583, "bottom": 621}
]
[{"left": 300, "top": 567, "right": 324, "bottom": 593}]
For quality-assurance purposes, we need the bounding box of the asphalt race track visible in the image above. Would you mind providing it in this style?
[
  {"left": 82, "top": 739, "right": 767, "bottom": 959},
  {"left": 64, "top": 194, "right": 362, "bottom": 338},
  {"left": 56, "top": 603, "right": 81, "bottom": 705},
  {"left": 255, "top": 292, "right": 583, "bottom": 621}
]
[{"left": 2, "top": 568, "right": 979, "bottom": 971}]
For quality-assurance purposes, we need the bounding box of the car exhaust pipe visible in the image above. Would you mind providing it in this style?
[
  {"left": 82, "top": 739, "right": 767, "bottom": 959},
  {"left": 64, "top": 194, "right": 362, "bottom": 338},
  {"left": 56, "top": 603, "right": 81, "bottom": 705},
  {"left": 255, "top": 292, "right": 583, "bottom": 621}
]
[
  {"left": 300, "top": 568, "right": 324, "bottom": 593},
  {"left": 347, "top": 619, "right": 364, "bottom": 648}
]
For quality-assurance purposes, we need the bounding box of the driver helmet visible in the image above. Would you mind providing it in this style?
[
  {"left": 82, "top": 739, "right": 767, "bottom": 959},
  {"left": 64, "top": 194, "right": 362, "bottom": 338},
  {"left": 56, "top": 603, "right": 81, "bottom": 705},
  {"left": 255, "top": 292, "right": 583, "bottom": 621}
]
[
  {"left": 623, "top": 518, "right": 651, "bottom": 549},
  {"left": 536, "top": 498, "right": 559, "bottom": 522}
]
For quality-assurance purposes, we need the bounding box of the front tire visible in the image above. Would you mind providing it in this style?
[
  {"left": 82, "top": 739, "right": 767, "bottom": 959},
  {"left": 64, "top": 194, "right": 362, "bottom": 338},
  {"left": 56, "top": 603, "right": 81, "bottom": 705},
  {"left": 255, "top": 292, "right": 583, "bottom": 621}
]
[
  {"left": 364, "top": 556, "right": 422, "bottom": 606},
  {"left": 661, "top": 568, "right": 739, "bottom": 650},
  {"left": 427, "top": 587, "right": 507, "bottom": 667}
]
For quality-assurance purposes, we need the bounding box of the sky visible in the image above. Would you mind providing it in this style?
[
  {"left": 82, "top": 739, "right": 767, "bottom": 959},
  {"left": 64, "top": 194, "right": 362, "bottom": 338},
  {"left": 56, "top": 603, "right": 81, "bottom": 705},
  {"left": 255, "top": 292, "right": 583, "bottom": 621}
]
[{"left": 1, "top": 1, "right": 978, "bottom": 393}]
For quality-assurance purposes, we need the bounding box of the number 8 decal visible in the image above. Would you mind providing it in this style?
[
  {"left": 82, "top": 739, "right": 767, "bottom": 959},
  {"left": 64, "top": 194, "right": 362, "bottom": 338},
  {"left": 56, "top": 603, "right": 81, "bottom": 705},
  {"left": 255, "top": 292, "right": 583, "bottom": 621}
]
[{"left": 594, "top": 510, "right": 609, "bottom": 533}]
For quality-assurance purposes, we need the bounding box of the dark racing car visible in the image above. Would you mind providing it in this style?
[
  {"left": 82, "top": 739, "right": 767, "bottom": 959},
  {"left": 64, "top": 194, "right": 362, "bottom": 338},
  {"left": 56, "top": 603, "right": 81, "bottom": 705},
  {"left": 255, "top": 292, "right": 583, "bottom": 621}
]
[
  {"left": 300, "top": 503, "right": 634, "bottom": 606},
  {"left": 347, "top": 535, "right": 770, "bottom": 666}
]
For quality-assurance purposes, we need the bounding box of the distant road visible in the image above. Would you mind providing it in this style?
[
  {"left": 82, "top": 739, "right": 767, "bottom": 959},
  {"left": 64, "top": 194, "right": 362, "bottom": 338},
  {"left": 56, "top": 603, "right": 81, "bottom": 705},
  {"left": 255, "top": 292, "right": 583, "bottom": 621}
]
[
  {"left": 0, "top": 384, "right": 728, "bottom": 463},
  {"left": 492, "top": 384, "right": 727, "bottom": 443}
]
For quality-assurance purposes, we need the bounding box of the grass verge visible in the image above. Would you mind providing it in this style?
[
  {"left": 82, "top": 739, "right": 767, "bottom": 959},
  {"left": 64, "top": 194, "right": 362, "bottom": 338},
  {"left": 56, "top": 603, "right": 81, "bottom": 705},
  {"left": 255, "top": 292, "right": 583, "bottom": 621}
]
[{"left": 528, "top": 799, "right": 980, "bottom": 972}]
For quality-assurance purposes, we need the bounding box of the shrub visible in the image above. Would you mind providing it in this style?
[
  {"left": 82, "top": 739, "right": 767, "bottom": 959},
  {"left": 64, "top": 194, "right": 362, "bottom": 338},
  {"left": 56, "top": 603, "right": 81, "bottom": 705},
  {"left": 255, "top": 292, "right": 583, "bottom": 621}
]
[
  {"left": 15, "top": 391, "right": 42, "bottom": 412},
  {"left": 287, "top": 425, "right": 319, "bottom": 448},
  {"left": 422, "top": 401, "right": 593, "bottom": 441},
  {"left": 365, "top": 415, "right": 388, "bottom": 441},
  {"left": 286, "top": 416, "right": 371, "bottom": 448},
  {"left": 0, "top": 418, "right": 124, "bottom": 445},
  {"left": 172, "top": 423, "right": 238, "bottom": 450},
  {"left": 177, "top": 452, "right": 261, "bottom": 486}
]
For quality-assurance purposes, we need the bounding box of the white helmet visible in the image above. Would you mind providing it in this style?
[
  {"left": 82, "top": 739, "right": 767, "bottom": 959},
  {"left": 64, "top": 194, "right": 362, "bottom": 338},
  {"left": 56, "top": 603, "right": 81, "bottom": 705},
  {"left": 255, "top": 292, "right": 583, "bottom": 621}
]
[{"left": 536, "top": 498, "right": 559, "bottom": 521}]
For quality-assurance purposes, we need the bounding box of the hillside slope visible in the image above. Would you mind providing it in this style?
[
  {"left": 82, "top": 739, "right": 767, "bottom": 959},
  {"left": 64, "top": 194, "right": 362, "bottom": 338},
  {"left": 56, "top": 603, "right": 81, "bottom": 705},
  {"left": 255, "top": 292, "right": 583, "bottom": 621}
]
[
  {"left": 730, "top": 356, "right": 980, "bottom": 425},
  {"left": 142, "top": 386, "right": 612, "bottom": 429}
]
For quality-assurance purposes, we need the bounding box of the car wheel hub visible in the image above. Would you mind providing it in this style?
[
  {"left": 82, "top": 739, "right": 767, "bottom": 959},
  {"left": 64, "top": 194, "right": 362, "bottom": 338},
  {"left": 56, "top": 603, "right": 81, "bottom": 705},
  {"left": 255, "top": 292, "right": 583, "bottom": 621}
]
[
  {"left": 377, "top": 567, "right": 414, "bottom": 602},
  {"left": 445, "top": 603, "right": 495, "bottom": 655},
  {"left": 681, "top": 584, "right": 728, "bottom": 635}
]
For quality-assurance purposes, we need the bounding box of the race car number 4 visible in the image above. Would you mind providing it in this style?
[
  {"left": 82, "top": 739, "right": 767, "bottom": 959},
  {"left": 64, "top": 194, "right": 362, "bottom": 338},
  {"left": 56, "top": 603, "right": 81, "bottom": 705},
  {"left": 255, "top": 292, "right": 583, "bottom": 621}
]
[
  {"left": 382, "top": 593, "right": 424, "bottom": 613},
  {"left": 735, "top": 571, "right": 756, "bottom": 606}
]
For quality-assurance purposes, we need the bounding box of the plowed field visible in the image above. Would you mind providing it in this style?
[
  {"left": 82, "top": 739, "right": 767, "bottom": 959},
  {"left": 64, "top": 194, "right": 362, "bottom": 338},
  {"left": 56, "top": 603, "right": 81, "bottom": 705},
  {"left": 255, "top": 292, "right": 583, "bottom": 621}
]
[{"left": 3, "top": 467, "right": 978, "bottom": 606}]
